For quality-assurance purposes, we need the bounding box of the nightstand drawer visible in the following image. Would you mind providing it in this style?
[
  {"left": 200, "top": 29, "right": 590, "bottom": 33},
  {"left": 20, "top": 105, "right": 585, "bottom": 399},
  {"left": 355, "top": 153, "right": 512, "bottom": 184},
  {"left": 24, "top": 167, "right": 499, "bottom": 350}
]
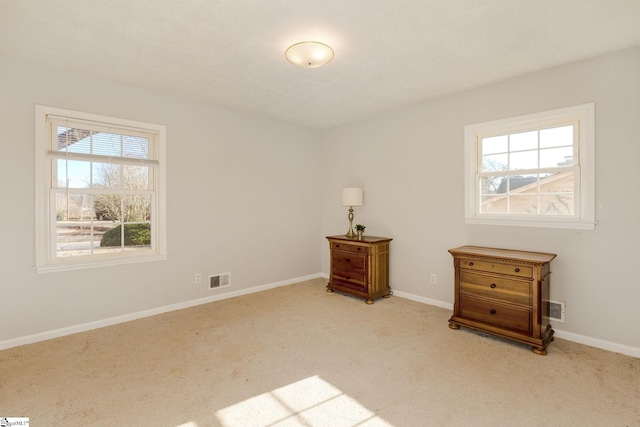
[
  {"left": 331, "top": 252, "right": 366, "bottom": 270},
  {"left": 460, "top": 258, "right": 532, "bottom": 279},
  {"left": 331, "top": 242, "right": 369, "bottom": 255},
  {"left": 332, "top": 274, "right": 367, "bottom": 292},
  {"left": 460, "top": 271, "right": 532, "bottom": 306},
  {"left": 333, "top": 268, "right": 367, "bottom": 284},
  {"left": 459, "top": 295, "right": 532, "bottom": 334}
]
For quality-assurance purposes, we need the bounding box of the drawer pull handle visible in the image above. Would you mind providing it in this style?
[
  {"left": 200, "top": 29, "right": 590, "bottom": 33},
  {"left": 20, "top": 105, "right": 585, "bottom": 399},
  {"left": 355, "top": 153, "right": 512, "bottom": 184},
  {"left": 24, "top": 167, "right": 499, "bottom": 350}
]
[
  {"left": 346, "top": 276, "right": 350, "bottom": 280},
  {"left": 336, "top": 245, "right": 340, "bottom": 248},
  {"left": 515, "top": 268, "right": 520, "bottom": 272},
  {"left": 357, "top": 247, "right": 361, "bottom": 251},
  {"left": 468, "top": 262, "right": 474, "bottom": 266},
  {"left": 490, "top": 284, "right": 497, "bottom": 289},
  {"left": 490, "top": 309, "right": 496, "bottom": 315},
  {"left": 346, "top": 258, "right": 351, "bottom": 262}
]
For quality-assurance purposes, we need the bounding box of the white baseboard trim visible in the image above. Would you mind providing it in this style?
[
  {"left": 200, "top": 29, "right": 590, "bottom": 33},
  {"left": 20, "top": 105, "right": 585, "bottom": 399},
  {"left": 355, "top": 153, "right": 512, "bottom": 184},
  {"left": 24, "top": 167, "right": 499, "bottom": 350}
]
[
  {"left": 0, "top": 273, "right": 323, "bottom": 351},
  {"left": 552, "top": 329, "right": 640, "bottom": 359},
  {"left": 392, "top": 290, "right": 640, "bottom": 359},
  {"left": 392, "top": 290, "right": 454, "bottom": 311}
]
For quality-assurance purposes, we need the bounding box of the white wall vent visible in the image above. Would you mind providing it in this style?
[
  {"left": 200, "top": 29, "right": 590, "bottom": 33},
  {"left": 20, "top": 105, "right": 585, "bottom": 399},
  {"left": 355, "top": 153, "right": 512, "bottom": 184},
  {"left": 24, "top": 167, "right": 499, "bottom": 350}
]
[
  {"left": 209, "top": 273, "right": 231, "bottom": 290},
  {"left": 544, "top": 300, "right": 566, "bottom": 323}
]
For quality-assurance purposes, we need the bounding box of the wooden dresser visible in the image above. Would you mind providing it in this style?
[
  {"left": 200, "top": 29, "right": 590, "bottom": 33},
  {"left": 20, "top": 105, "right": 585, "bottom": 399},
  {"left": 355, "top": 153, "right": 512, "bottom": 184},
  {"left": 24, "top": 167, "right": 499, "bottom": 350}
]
[
  {"left": 448, "top": 246, "right": 557, "bottom": 355},
  {"left": 326, "top": 235, "right": 392, "bottom": 304}
]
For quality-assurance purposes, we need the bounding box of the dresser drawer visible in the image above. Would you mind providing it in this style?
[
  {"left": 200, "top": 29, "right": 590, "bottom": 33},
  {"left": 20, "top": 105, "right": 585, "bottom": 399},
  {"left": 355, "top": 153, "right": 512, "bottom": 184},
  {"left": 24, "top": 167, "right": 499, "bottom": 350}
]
[
  {"left": 331, "top": 252, "right": 366, "bottom": 270},
  {"left": 459, "top": 295, "right": 532, "bottom": 334},
  {"left": 460, "top": 271, "right": 532, "bottom": 306},
  {"left": 331, "top": 242, "right": 369, "bottom": 255},
  {"left": 460, "top": 258, "right": 532, "bottom": 279}
]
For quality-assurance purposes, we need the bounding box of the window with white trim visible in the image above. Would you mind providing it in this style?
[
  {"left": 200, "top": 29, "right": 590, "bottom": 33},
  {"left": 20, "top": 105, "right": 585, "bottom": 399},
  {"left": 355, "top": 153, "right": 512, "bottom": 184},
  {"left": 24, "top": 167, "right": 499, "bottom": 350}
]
[
  {"left": 35, "top": 105, "right": 166, "bottom": 273},
  {"left": 464, "top": 103, "right": 595, "bottom": 230}
]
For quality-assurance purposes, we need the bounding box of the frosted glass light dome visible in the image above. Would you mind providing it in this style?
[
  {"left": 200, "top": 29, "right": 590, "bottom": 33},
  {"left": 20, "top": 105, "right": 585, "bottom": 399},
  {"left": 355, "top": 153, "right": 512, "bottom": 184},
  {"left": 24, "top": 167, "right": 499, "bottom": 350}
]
[{"left": 285, "top": 41, "right": 334, "bottom": 68}]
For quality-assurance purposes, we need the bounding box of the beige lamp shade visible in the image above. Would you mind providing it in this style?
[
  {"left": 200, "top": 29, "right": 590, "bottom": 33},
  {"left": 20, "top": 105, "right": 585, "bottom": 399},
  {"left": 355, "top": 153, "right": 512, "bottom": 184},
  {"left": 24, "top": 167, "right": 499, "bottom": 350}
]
[{"left": 342, "top": 187, "right": 364, "bottom": 207}]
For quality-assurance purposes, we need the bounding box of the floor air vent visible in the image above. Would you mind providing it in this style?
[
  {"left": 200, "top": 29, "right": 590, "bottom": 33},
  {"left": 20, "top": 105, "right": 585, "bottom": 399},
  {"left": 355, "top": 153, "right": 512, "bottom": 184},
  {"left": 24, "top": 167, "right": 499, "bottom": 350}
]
[
  {"left": 209, "top": 273, "right": 231, "bottom": 290},
  {"left": 544, "top": 300, "right": 566, "bottom": 323}
]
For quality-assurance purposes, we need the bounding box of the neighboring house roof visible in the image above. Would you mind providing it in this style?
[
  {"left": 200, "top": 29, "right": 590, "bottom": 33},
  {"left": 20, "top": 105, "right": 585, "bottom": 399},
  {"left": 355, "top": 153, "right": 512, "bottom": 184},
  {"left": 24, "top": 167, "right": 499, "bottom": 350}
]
[
  {"left": 482, "top": 171, "right": 574, "bottom": 214},
  {"left": 496, "top": 176, "right": 538, "bottom": 193}
]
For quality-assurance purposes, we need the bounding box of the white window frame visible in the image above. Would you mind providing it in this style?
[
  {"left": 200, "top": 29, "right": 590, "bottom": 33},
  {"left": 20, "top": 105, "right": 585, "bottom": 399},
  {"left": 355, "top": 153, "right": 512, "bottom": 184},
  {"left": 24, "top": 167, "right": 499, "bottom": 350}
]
[
  {"left": 464, "top": 103, "right": 595, "bottom": 230},
  {"left": 35, "top": 105, "right": 167, "bottom": 273}
]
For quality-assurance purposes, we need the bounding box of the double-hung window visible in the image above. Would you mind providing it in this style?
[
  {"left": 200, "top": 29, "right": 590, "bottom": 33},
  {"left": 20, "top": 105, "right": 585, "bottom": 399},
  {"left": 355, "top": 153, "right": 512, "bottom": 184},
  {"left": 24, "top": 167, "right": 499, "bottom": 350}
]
[
  {"left": 464, "top": 103, "right": 595, "bottom": 230},
  {"left": 35, "top": 105, "right": 166, "bottom": 273}
]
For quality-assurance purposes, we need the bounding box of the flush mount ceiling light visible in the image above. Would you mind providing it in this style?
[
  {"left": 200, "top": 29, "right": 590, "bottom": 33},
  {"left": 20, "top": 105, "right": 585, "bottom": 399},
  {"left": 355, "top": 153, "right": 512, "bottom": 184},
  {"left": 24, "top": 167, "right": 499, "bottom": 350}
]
[{"left": 285, "top": 41, "right": 334, "bottom": 68}]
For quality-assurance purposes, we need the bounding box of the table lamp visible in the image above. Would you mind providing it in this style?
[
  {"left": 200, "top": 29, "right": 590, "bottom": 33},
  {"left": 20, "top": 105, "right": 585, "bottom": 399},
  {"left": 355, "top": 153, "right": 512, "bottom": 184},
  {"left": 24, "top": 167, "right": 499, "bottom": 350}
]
[{"left": 341, "top": 187, "right": 364, "bottom": 237}]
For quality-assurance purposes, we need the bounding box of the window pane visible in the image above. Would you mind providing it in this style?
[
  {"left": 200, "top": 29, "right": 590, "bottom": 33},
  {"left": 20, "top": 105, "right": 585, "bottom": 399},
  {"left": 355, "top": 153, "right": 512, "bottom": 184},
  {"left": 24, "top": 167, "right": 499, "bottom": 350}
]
[
  {"left": 509, "top": 150, "right": 538, "bottom": 170},
  {"left": 540, "top": 171, "right": 574, "bottom": 193},
  {"left": 56, "top": 220, "right": 94, "bottom": 258},
  {"left": 509, "top": 174, "right": 538, "bottom": 193},
  {"left": 480, "top": 195, "right": 508, "bottom": 213},
  {"left": 54, "top": 159, "right": 67, "bottom": 189},
  {"left": 510, "top": 130, "right": 538, "bottom": 151},
  {"left": 55, "top": 193, "right": 97, "bottom": 258},
  {"left": 481, "top": 135, "right": 508, "bottom": 155},
  {"left": 93, "top": 163, "right": 122, "bottom": 189},
  {"left": 122, "top": 165, "right": 151, "bottom": 190},
  {"left": 56, "top": 126, "right": 92, "bottom": 153},
  {"left": 92, "top": 132, "right": 123, "bottom": 157},
  {"left": 481, "top": 153, "right": 507, "bottom": 172},
  {"left": 123, "top": 223, "right": 151, "bottom": 251},
  {"left": 122, "top": 135, "right": 151, "bottom": 160},
  {"left": 123, "top": 195, "right": 151, "bottom": 222},
  {"left": 55, "top": 159, "right": 92, "bottom": 189},
  {"left": 509, "top": 195, "right": 538, "bottom": 214},
  {"left": 55, "top": 192, "right": 69, "bottom": 221},
  {"left": 94, "top": 194, "right": 122, "bottom": 221},
  {"left": 94, "top": 221, "right": 124, "bottom": 255},
  {"left": 540, "top": 146, "right": 574, "bottom": 168},
  {"left": 480, "top": 175, "right": 507, "bottom": 195},
  {"left": 67, "top": 160, "right": 91, "bottom": 188},
  {"left": 540, "top": 194, "right": 574, "bottom": 215},
  {"left": 540, "top": 125, "right": 573, "bottom": 148},
  {"left": 55, "top": 192, "right": 94, "bottom": 220}
]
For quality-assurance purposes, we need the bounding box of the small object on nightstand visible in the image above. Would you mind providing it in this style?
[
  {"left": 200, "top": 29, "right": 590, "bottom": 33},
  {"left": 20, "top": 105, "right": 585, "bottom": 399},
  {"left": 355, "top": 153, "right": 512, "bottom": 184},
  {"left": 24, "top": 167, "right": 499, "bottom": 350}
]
[{"left": 326, "top": 235, "right": 391, "bottom": 304}]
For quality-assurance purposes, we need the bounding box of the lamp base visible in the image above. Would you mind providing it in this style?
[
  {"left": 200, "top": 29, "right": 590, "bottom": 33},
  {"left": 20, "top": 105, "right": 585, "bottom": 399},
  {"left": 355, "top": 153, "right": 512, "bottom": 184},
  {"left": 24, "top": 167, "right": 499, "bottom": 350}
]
[
  {"left": 345, "top": 228, "right": 356, "bottom": 238},
  {"left": 345, "top": 207, "right": 356, "bottom": 237}
]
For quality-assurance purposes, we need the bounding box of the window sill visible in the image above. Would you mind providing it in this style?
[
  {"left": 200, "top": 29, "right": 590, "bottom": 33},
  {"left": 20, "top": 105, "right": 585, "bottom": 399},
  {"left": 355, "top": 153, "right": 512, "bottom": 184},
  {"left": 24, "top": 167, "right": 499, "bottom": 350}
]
[
  {"left": 35, "top": 253, "right": 167, "bottom": 274},
  {"left": 464, "top": 216, "right": 596, "bottom": 230}
]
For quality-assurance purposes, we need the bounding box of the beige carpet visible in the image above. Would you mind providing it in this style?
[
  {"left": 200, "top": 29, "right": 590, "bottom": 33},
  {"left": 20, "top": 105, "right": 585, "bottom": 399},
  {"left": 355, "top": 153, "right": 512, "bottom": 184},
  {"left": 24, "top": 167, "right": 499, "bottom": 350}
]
[{"left": 1, "top": 278, "right": 639, "bottom": 426}]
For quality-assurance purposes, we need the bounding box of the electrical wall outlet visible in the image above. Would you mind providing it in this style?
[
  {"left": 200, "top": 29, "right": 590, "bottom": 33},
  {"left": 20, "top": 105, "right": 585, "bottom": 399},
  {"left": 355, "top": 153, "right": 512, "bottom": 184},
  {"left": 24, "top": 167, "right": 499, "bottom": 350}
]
[
  {"left": 194, "top": 273, "right": 201, "bottom": 284},
  {"left": 430, "top": 273, "right": 437, "bottom": 284}
]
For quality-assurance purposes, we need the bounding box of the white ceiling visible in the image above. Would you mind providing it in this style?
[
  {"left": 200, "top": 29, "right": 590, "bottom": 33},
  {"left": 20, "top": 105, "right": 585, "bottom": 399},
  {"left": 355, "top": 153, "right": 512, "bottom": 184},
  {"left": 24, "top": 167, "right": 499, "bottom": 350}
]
[{"left": 1, "top": 1, "right": 639, "bottom": 129}]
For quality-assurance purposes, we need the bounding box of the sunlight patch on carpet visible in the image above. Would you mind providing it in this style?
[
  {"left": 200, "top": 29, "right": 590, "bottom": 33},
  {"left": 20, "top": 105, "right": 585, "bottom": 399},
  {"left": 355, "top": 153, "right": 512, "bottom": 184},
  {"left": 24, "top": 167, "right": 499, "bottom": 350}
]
[{"left": 216, "top": 375, "right": 393, "bottom": 426}]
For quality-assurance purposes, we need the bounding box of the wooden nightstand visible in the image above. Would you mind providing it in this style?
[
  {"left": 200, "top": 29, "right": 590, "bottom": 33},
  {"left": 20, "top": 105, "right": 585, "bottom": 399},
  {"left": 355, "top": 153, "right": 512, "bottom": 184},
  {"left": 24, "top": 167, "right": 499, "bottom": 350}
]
[
  {"left": 326, "top": 235, "right": 392, "bottom": 304},
  {"left": 448, "top": 246, "right": 557, "bottom": 355}
]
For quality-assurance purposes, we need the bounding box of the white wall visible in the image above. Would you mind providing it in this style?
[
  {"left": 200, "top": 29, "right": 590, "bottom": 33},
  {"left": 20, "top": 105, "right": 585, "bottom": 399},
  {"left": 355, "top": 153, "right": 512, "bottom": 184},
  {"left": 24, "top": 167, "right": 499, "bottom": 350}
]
[
  {"left": 2, "top": 47, "right": 639, "bottom": 354},
  {"left": 320, "top": 47, "right": 640, "bottom": 351},
  {"left": 0, "top": 56, "right": 322, "bottom": 344}
]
